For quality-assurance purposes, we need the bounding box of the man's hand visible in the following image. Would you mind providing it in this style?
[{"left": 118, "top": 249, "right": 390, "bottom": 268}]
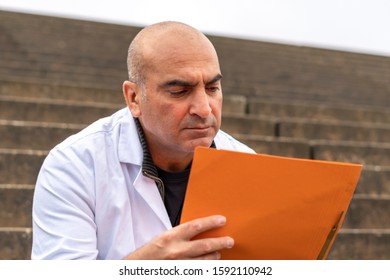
[{"left": 123, "top": 215, "right": 234, "bottom": 260}]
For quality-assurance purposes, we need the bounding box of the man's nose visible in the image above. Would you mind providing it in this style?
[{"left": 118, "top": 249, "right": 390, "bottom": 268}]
[{"left": 189, "top": 89, "right": 212, "bottom": 118}]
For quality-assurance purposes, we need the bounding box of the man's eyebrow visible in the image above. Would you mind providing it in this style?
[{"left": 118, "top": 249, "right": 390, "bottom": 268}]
[
  {"left": 206, "top": 74, "right": 223, "bottom": 85},
  {"left": 162, "top": 79, "right": 194, "bottom": 88},
  {"left": 160, "top": 74, "right": 223, "bottom": 88}
]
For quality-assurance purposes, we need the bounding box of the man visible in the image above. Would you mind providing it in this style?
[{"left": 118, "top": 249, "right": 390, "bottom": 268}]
[{"left": 32, "top": 21, "right": 255, "bottom": 260}]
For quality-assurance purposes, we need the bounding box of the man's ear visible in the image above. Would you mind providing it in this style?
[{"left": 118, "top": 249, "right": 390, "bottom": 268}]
[{"left": 123, "top": 81, "right": 142, "bottom": 117}]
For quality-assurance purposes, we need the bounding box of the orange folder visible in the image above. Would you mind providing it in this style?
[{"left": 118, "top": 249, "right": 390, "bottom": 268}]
[{"left": 180, "top": 147, "right": 362, "bottom": 260}]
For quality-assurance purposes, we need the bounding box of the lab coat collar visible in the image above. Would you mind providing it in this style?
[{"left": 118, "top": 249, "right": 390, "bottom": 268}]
[{"left": 117, "top": 109, "right": 143, "bottom": 166}]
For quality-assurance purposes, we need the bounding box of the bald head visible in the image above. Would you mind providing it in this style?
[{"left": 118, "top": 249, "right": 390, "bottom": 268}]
[
  {"left": 122, "top": 21, "right": 223, "bottom": 169},
  {"left": 126, "top": 21, "right": 219, "bottom": 86}
]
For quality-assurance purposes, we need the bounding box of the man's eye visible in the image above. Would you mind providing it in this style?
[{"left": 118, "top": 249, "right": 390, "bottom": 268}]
[
  {"left": 207, "top": 87, "right": 220, "bottom": 93},
  {"left": 169, "top": 90, "right": 188, "bottom": 96}
]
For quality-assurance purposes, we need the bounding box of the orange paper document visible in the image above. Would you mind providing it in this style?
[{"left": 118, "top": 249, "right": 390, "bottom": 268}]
[{"left": 180, "top": 147, "right": 362, "bottom": 260}]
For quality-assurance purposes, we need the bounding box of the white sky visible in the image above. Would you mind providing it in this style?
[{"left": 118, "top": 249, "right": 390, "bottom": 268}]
[{"left": 1, "top": 0, "right": 390, "bottom": 57}]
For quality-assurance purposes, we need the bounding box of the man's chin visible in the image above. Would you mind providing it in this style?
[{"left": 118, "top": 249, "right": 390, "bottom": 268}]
[{"left": 186, "top": 137, "right": 214, "bottom": 151}]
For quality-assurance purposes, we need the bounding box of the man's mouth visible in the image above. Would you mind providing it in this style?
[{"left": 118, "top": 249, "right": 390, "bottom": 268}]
[{"left": 186, "top": 125, "right": 212, "bottom": 132}]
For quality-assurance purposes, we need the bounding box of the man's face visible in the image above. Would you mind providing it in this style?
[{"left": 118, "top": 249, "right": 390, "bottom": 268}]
[{"left": 137, "top": 38, "right": 223, "bottom": 163}]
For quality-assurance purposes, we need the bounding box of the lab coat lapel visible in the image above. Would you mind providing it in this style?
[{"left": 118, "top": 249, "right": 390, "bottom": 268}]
[
  {"left": 133, "top": 170, "right": 172, "bottom": 230},
  {"left": 118, "top": 112, "right": 171, "bottom": 230}
]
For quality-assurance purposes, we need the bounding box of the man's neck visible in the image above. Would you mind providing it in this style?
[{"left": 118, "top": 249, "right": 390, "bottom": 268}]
[{"left": 150, "top": 150, "right": 193, "bottom": 173}]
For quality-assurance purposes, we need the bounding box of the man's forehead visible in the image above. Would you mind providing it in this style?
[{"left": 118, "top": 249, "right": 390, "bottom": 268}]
[
  {"left": 143, "top": 40, "right": 220, "bottom": 81},
  {"left": 145, "top": 34, "right": 210, "bottom": 57}
]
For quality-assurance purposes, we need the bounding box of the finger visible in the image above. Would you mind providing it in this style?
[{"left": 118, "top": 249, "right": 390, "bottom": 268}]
[
  {"left": 186, "top": 236, "right": 234, "bottom": 258},
  {"left": 176, "top": 215, "right": 227, "bottom": 240}
]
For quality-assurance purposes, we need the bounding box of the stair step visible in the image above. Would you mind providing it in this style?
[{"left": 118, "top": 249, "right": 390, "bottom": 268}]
[
  {"left": 0, "top": 12, "right": 132, "bottom": 58},
  {"left": 225, "top": 115, "right": 390, "bottom": 143},
  {"left": 0, "top": 227, "right": 32, "bottom": 260},
  {"left": 236, "top": 134, "right": 312, "bottom": 159},
  {"left": 0, "top": 120, "right": 84, "bottom": 150},
  {"left": 327, "top": 230, "right": 390, "bottom": 259},
  {"left": 343, "top": 194, "right": 390, "bottom": 229},
  {"left": 249, "top": 99, "right": 390, "bottom": 123},
  {"left": 0, "top": 149, "right": 47, "bottom": 184},
  {"left": 312, "top": 140, "right": 390, "bottom": 166},
  {"left": 0, "top": 97, "right": 121, "bottom": 124},
  {"left": 356, "top": 166, "right": 390, "bottom": 195},
  {"left": 0, "top": 80, "right": 124, "bottom": 104},
  {"left": 0, "top": 185, "right": 34, "bottom": 227},
  {"left": 0, "top": 52, "right": 126, "bottom": 88},
  {"left": 279, "top": 119, "right": 390, "bottom": 143},
  {"left": 222, "top": 95, "right": 247, "bottom": 115},
  {"left": 222, "top": 115, "right": 275, "bottom": 136}
]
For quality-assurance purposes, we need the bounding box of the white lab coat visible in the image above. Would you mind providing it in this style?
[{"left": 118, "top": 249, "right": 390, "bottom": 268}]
[{"left": 32, "top": 107, "right": 255, "bottom": 259}]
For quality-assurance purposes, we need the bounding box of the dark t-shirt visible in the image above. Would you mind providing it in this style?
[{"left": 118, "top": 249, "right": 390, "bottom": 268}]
[{"left": 156, "top": 166, "right": 191, "bottom": 227}]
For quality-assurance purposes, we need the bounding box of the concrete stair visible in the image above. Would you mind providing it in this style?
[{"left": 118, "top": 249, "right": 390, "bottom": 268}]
[{"left": 0, "top": 10, "right": 389, "bottom": 260}]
